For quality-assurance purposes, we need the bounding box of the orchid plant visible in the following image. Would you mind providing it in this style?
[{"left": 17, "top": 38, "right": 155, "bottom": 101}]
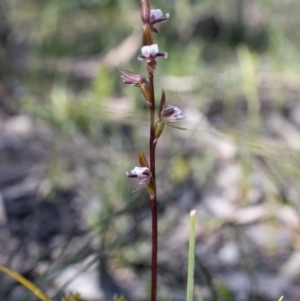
[{"left": 120, "top": 1, "right": 185, "bottom": 301}]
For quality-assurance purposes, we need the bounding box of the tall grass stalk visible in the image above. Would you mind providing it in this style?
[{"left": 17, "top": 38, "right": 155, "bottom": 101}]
[
  {"left": 0, "top": 263, "right": 52, "bottom": 301},
  {"left": 186, "top": 210, "right": 197, "bottom": 301}
]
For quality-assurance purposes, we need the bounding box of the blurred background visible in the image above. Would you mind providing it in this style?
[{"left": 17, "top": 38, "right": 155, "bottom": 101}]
[{"left": 0, "top": 0, "right": 300, "bottom": 300}]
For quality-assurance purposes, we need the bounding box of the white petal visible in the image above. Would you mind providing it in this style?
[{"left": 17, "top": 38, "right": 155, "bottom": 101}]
[
  {"left": 151, "top": 44, "right": 159, "bottom": 54},
  {"left": 132, "top": 167, "right": 149, "bottom": 177},
  {"left": 151, "top": 9, "right": 163, "bottom": 20},
  {"left": 141, "top": 46, "right": 151, "bottom": 57},
  {"left": 141, "top": 44, "right": 159, "bottom": 58}
]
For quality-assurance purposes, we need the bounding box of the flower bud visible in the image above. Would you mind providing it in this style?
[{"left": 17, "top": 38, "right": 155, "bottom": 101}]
[
  {"left": 140, "top": 0, "right": 150, "bottom": 24},
  {"left": 140, "top": 82, "right": 152, "bottom": 103},
  {"left": 154, "top": 120, "right": 165, "bottom": 141},
  {"left": 158, "top": 89, "right": 166, "bottom": 119}
]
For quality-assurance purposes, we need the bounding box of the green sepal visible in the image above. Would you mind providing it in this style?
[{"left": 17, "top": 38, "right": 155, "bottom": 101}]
[
  {"left": 139, "top": 151, "right": 150, "bottom": 168},
  {"left": 158, "top": 89, "right": 166, "bottom": 120}
]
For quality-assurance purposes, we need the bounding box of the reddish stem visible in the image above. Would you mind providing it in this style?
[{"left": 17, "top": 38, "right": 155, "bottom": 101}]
[
  {"left": 149, "top": 72, "right": 158, "bottom": 301},
  {"left": 150, "top": 191, "right": 157, "bottom": 301}
]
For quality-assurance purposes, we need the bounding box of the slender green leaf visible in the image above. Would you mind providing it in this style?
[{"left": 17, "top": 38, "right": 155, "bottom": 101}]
[{"left": 0, "top": 263, "right": 52, "bottom": 301}]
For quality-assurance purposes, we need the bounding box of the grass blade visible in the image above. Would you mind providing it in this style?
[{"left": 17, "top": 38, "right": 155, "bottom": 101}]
[
  {"left": 0, "top": 263, "right": 52, "bottom": 301},
  {"left": 186, "top": 209, "right": 198, "bottom": 301}
]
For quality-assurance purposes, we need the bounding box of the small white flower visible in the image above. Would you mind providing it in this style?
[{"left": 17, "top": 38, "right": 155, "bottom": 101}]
[
  {"left": 138, "top": 44, "right": 168, "bottom": 62},
  {"left": 148, "top": 9, "right": 170, "bottom": 33},
  {"left": 141, "top": 44, "right": 159, "bottom": 58},
  {"left": 128, "top": 167, "right": 149, "bottom": 178},
  {"left": 126, "top": 166, "right": 152, "bottom": 193}
]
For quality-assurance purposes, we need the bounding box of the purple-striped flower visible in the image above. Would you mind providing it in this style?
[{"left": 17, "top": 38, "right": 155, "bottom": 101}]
[{"left": 120, "top": 70, "right": 152, "bottom": 102}]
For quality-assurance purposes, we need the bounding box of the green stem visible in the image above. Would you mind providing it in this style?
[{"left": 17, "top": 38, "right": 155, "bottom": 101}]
[{"left": 186, "top": 210, "right": 196, "bottom": 301}]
